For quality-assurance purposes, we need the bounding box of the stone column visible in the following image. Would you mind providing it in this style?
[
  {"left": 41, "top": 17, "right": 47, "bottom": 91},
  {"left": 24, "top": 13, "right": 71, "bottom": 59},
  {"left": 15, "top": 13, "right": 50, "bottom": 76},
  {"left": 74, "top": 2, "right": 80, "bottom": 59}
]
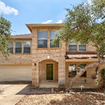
[
  {"left": 32, "top": 62, "right": 39, "bottom": 88},
  {"left": 58, "top": 60, "right": 66, "bottom": 85},
  {"left": 58, "top": 41, "right": 66, "bottom": 85},
  {"left": 32, "top": 28, "right": 39, "bottom": 88}
]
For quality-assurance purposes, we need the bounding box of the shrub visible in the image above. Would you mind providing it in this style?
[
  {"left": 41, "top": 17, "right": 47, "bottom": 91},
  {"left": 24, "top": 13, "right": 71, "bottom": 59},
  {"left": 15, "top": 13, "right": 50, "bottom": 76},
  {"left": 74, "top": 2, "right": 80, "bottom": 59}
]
[{"left": 101, "top": 68, "right": 105, "bottom": 87}]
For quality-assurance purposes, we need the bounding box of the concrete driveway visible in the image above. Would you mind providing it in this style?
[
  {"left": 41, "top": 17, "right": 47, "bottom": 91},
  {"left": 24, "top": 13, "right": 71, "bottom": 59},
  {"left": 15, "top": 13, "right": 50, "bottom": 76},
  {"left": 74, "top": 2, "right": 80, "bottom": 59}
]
[{"left": 0, "top": 84, "right": 31, "bottom": 105}]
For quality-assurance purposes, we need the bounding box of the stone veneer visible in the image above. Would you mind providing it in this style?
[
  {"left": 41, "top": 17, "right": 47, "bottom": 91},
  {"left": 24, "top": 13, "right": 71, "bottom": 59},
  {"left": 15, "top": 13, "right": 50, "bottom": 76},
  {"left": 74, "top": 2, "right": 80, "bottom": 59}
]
[
  {"left": 0, "top": 54, "right": 32, "bottom": 64},
  {"left": 31, "top": 29, "right": 66, "bottom": 87}
]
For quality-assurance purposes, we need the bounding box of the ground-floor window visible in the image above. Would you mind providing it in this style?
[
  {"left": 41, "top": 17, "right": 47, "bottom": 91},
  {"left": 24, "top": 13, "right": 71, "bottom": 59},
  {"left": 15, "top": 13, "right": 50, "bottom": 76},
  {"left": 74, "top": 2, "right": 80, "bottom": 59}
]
[
  {"left": 68, "top": 64, "right": 76, "bottom": 77},
  {"left": 78, "top": 64, "right": 86, "bottom": 77},
  {"left": 68, "top": 63, "right": 86, "bottom": 78}
]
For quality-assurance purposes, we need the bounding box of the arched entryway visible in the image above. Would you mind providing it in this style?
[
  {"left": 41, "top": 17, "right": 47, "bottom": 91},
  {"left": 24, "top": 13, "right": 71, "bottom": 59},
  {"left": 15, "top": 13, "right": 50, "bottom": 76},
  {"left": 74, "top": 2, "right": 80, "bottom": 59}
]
[{"left": 39, "top": 59, "right": 58, "bottom": 88}]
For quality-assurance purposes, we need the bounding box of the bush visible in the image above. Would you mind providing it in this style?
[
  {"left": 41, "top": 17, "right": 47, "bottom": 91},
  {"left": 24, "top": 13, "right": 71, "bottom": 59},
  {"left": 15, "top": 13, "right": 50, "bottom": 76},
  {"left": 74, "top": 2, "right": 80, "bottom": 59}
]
[{"left": 101, "top": 68, "right": 105, "bottom": 87}]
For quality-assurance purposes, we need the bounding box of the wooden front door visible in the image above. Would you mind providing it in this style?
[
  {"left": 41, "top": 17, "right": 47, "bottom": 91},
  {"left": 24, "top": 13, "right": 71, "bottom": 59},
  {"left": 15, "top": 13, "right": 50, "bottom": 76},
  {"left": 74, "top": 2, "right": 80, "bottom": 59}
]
[{"left": 46, "top": 64, "right": 53, "bottom": 80}]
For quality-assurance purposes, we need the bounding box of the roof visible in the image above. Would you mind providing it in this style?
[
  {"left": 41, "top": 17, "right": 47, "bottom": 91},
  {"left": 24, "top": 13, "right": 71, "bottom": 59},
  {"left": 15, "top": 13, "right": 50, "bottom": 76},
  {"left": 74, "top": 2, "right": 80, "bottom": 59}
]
[
  {"left": 12, "top": 34, "right": 32, "bottom": 39},
  {"left": 65, "top": 52, "right": 97, "bottom": 59},
  {"left": 26, "top": 24, "right": 63, "bottom": 33},
  {"left": 65, "top": 52, "right": 105, "bottom": 59}
]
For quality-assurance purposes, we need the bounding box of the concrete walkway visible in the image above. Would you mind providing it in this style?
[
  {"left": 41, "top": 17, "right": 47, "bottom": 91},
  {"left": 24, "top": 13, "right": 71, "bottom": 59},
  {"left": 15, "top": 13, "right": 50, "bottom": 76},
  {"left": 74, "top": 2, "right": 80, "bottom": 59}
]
[{"left": 0, "top": 84, "right": 31, "bottom": 105}]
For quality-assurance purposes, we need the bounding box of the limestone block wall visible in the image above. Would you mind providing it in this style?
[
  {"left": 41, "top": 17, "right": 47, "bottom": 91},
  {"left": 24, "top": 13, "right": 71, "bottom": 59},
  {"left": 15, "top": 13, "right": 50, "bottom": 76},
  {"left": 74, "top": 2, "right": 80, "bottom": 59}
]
[
  {"left": 31, "top": 29, "right": 66, "bottom": 87},
  {"left": 86, "top": 43, "right": 96, "bottom": 52},
  {"left": 39, "top": 60, "right": 58, "bottom": 82},
  {"left": 0, "top": 54, "right": 32, "bottom": 64}
]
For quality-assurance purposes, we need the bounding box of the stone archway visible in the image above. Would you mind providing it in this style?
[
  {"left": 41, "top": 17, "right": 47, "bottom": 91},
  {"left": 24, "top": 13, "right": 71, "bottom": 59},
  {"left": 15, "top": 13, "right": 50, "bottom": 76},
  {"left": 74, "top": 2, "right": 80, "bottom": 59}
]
[{"left": 39, "top": 59, "right": 58, "bottom": 88}]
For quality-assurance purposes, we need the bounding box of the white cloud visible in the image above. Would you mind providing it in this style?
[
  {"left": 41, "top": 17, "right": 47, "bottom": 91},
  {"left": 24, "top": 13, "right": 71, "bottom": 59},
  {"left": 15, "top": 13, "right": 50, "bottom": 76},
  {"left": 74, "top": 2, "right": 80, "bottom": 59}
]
[
  {"left": 56, "top": 20, "right": 63, "bottom": 23},
  {"left": 0, "top": 1, "right": 18, "bottom": 15},
  {"left": 42, "top": 20, "right": 52, "bottom": 24},
  {"left": 87, "top": 0, "right": 92, "bottom": 5}
]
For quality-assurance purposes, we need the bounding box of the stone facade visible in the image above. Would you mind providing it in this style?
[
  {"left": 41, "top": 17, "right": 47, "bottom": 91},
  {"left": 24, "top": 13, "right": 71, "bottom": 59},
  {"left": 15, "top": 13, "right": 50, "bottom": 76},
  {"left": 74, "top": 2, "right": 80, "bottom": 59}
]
[
  {"left": 0, "top": 24, "right": 104, "bottom": 88},
  {"left": 0, "top": 54, "right": 32, "bottom": 65},
  {"left": 31, "top": 27, "right": 66, "bottom": 87}
]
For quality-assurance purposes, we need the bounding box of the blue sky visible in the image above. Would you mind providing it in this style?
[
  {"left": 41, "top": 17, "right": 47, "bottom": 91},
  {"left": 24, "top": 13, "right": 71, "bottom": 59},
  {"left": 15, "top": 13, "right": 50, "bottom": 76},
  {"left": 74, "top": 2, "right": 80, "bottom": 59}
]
[{"left": 0, "top": 0, "right": 90, "bottom": 35}]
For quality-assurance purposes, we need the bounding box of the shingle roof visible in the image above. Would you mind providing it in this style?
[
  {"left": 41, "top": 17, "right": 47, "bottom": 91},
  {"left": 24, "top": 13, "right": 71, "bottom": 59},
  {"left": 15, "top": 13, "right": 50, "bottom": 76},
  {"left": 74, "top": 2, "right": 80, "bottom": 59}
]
[
  {"left": 65, "top": 52, "right": 98, "bottom": 59},
  {"left": 12, "top": 34, "right": 32, "bottom": 38}
]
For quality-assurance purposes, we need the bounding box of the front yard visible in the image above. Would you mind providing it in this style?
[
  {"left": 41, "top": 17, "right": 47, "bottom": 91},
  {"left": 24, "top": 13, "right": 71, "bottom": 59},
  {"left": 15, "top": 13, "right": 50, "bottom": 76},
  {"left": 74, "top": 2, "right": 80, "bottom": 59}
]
[{"left": 16, "top": 88, "right": 105, "bottom": 105}]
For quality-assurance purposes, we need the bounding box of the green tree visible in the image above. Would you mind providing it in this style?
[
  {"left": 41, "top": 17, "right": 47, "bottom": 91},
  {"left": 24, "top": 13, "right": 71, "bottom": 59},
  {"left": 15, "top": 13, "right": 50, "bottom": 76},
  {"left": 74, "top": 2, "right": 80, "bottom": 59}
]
[
  {"left": 0, "top": 16, "right": 12, "bottom": 59},
  {"left": 53, "top": 0, "right": 105, "bottom": 91}
]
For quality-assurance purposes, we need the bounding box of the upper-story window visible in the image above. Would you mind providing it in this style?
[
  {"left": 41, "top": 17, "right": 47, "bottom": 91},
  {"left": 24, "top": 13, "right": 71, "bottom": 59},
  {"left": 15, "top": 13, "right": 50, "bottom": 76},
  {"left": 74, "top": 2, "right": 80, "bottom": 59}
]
[
  {"left": 38, "top": 31, "right": 48, "bottom": 48},
  {"left": 79, "top": 43, "right": 86, "bottom": 51},
  {"left": 8, "top": 42, "right": 13, "bottom": 53},
  {"left": 24, "top": 41, "right": 30, "bottom": 53},
  {"left": 50, "top": 31, "right": 59, "bottom": 48},
  {"left": 69, "top": 41, "right": 86, "bottom": 51},
  {"left": 69, "top": 41, "right": 77, "bottom": 51},
  {"left": 15, "top": 42, "right": 22, "bottom": 53}
]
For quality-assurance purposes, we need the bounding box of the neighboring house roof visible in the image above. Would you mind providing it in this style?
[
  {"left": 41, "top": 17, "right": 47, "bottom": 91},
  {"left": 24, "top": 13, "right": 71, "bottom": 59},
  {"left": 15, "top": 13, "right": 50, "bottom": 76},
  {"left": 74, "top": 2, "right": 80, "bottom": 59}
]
[{"left": 12, "top": 34, "right": 32, "bottom": 39}]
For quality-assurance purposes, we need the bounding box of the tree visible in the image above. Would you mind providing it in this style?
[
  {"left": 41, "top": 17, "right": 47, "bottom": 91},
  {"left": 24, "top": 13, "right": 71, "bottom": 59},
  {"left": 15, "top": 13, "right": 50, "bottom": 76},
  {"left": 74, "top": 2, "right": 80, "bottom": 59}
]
[
  {"left": 53, "top": 0, "right": 105, "bottom": 91},
  {"left": 0, "top": 16, "right": 12, "bottom": 59}
]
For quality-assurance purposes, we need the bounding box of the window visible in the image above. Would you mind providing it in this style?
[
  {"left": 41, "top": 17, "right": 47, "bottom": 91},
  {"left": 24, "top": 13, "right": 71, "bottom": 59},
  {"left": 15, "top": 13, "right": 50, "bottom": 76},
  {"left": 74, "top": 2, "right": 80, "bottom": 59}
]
[
  {"left": 38, "top": 31, "right": 48, "bottom": 48},
  {"left": 69, "top": 41, "right": 77, "bottom": 51},
  {"left": 24, "top": 41, "right": 30, "bottom": 53},
  {"left": 68, "top": 64, "right": 76, "bottom": 77},
  {"left": 15, "top": 42, "right": 22, "bottom": 53},
  {"left": 79, "top": 43, "right": 86, "bottom": 51},
  {"left": 50, "top": 31, "right": 59, "bottom": 48},
  {"left": 8, "top": 42, "right": 13, "bottom": 53},
  {"left": 78, "top": 64, "right": 86, "bottom": 77}
]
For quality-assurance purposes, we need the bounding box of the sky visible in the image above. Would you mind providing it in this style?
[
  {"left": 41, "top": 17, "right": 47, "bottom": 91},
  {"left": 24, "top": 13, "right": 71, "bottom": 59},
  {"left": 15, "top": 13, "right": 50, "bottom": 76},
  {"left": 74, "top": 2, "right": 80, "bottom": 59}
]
[{"left": 0, "top": 0, "right": 91, "bottom": 35}]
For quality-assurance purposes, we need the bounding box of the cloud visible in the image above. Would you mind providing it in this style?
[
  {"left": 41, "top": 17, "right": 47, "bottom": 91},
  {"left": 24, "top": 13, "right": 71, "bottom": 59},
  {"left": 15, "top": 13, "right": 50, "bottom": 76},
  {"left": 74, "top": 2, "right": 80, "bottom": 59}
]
[
  {"left": 0, "top": 1, "right": 18, "bottom": 15},
  {"left": 87, "top": 0, "right": 92, "bottom": 4},
  {"left": 42, "top": 20, "right": 52, "bottom": 24},
  {"left": 56, "top": 20, "right": 63, "bottom": 23}
]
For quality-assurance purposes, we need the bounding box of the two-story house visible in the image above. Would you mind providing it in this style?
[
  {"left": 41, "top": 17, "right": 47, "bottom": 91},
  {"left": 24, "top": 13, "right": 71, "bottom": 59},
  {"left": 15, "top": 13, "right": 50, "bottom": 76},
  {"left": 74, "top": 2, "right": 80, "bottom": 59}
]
[{"left": 0, "top": 24, "right": 105, "bottom": 88}]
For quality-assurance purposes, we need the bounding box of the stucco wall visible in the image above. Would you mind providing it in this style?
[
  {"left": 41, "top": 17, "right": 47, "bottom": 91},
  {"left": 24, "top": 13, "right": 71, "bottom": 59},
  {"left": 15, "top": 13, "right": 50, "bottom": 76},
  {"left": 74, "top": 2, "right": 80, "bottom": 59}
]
[{"left": 0, "top": 65, "right": 32, "bottom": 81}]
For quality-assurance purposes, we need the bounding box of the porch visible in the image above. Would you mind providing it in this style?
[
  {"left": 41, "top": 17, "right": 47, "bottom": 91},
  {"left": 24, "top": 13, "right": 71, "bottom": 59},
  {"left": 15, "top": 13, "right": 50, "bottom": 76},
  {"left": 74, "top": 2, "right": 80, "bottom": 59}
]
[{"left": 39, "top": 81, "right": 98, "bottom": 88}]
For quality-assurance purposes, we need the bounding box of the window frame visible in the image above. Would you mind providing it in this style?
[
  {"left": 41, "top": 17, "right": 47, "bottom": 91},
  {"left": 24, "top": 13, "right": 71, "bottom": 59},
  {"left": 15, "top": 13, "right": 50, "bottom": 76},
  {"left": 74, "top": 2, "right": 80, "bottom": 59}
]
[
  {"left": 69, "top": 41, "right": 77, "bottom": 52},
  {"left": 79, "top": 43, "right": 87, "bottom": 52},
  {"left": 23, "top": 41, "right": 31, "bottom": 53},
  {"left": 37, "top": 31, "right": 48, "bottom": 48},
  {"left": 68, "top": 63, "right": 87, "bottom": 78},
  {"left": 15, "top": 41, "right": 22, "bottom": 53},
  {"left": 8, "top": 41, "right": 13, "bottom": 53},
  {"left": 68, "top": 64, "right": 77, "bottom": 77},
  {"left": 50, "top": 31, "right": 59, "bottom": 48}
]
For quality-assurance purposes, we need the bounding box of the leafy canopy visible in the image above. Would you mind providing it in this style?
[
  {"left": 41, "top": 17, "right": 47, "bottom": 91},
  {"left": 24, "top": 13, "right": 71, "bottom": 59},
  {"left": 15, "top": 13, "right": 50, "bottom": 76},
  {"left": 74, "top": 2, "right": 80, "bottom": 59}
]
[
  {"left": 53, "top": 0, "right": 105, "bottom": 58},
  {"left": 0, "top": 16, "right": 12, "bottom": 59}
]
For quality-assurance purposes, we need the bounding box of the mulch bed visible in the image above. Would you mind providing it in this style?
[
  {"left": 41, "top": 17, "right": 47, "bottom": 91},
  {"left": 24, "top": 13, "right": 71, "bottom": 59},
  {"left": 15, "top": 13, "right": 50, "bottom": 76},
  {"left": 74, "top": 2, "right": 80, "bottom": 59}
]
[{"left": 16, "top": 88, "right": 105, "bottom": 105}]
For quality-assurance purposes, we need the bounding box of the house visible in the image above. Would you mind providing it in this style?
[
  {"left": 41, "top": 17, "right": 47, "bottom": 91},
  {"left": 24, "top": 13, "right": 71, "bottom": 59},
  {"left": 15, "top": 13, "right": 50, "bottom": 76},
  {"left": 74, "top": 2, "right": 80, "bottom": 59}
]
[{"left": 0, "top": 24, "right": 105, "bottom": 88}]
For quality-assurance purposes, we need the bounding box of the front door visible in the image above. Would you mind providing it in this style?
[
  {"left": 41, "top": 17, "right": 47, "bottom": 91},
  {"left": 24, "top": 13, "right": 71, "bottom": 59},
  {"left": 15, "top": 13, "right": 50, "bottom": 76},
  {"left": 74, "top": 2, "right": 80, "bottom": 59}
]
[{"left": 46, "top": 64, "right": 53, "bottom": 80}]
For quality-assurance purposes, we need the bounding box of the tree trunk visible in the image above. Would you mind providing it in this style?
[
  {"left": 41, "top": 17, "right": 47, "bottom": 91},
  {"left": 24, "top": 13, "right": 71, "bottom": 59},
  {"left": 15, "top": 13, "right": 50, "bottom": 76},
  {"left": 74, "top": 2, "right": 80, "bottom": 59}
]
[{"left": 65, "top": 59, "right": 105, "bottom": 92}]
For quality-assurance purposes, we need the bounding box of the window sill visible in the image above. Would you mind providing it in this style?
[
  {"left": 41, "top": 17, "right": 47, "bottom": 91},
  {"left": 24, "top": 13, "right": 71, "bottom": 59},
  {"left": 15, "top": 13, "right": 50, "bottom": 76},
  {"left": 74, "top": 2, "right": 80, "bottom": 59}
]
[
  {"left": 36, "top": 48, "right": 60, "bottom": 50},
  {"left": 10, "top": 53, "right": 32, "bottom": 55}
]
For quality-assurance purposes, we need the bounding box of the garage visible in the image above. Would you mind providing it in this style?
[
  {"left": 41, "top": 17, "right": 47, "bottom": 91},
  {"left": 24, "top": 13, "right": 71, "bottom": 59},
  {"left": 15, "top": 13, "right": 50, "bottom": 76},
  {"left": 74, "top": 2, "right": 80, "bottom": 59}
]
[{"left": 0, "top": 65, "right": 32, "bottom": 81}]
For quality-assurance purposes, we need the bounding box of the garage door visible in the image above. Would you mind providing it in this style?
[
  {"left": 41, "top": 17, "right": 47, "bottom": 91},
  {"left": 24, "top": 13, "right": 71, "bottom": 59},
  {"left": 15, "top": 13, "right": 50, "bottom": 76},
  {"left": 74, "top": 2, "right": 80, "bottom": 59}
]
[{"left": 0, "top": 65, "right": 32, "bottom": 81}]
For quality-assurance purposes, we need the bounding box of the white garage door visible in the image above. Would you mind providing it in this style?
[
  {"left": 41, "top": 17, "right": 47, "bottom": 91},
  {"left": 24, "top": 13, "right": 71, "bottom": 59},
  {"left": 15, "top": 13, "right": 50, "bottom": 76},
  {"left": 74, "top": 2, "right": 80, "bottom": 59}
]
[{"left": 0, "top": 65, "right": 32, "bottom": 81}]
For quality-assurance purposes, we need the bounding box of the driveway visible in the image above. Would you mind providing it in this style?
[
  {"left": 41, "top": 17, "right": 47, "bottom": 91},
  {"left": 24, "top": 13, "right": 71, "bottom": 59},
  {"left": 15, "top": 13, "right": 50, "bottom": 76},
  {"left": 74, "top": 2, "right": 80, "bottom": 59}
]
[{"left": 0, "top": 84, "right": 31, "bottom": 105}]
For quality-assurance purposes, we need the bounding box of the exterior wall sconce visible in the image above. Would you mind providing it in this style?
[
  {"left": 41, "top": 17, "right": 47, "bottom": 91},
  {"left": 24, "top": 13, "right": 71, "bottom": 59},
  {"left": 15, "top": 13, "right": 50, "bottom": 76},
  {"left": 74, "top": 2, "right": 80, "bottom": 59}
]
[{"left": 47, "top": 56, "right": 50, "bottom": 59}]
